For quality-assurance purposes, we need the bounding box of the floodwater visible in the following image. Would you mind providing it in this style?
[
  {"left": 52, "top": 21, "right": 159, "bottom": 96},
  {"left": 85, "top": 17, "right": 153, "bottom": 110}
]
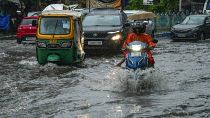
[{"left": 0, "top": 38, "right": 210, "bottom": 118}]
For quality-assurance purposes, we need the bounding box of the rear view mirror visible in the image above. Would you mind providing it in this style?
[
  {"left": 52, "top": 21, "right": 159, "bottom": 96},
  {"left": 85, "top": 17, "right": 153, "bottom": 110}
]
[{"left": 32, "top": 20, "right": 37, "bottom": 26}]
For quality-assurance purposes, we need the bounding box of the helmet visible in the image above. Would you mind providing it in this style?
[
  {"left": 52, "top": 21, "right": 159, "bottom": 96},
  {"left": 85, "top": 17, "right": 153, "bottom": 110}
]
[{"left": 131, "top": 21, "right": 146, "bottom": 34}]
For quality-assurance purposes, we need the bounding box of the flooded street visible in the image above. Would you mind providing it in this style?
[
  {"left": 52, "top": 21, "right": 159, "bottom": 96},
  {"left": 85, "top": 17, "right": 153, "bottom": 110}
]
[{"left": 0, "top": 38, "right": 210, "bottom": 118}]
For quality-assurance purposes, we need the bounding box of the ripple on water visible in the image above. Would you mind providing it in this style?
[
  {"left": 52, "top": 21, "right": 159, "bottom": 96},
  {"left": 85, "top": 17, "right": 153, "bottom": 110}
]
[
  {"left": 19, "top": 57, "right": 38, "bottom": 66},
  {"left": 0, "top": 52, "right": 8, "bottom": 58}
]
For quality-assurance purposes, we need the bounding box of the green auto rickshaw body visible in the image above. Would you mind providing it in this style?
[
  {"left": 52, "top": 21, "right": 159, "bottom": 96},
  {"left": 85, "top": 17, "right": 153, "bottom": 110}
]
[{"left": 36, "top": 10, "right": 85, "bottom": 65}]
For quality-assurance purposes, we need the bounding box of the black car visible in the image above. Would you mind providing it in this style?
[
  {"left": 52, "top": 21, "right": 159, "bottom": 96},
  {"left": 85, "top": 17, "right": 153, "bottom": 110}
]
[
  {"left": 171, "top": 14, "right": 210, "bottom": 41},
  {"left": 82, "top": 8, "right": 128, "bottom": 53}
]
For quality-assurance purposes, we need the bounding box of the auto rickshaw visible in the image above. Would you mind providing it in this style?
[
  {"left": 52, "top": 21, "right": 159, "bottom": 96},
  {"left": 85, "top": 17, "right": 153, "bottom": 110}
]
[{"left": 34, "top": 10, "right": 85, "bottom": 65}]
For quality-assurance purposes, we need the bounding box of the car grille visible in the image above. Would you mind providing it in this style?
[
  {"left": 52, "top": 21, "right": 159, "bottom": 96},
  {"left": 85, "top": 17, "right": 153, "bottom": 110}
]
[
  {"left": 174, "top": 29, "right": 191, "bottom": 33},
  {"left": 84, "top": 32, "right": 108, "bottom": 38}
]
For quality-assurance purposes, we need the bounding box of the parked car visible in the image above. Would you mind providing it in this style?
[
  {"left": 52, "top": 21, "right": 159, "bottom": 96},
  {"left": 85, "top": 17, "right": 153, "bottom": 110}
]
[
  {"left": 124, "top": 10, "right": 155, "bottom": 38},
  {"left": 171, "top": 14, "right": 210, "bottom": 41},
  {"left": 27, "top": 11, "right": 41, "bottom": 16},
  {"left": 16, "top": 16, "right": 38, "bottom": 44},
  {"left": 82, "top": 8, "right": 129, "bottom": 53}
]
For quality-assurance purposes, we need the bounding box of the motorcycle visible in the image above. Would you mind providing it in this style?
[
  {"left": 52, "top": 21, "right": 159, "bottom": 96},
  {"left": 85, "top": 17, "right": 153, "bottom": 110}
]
[{"left": 125, "top": 41, "right": 149, "bottom": 70}]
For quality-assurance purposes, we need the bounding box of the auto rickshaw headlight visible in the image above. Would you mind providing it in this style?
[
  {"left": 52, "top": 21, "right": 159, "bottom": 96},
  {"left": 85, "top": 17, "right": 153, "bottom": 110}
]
[
  {"left": 111, "top": 34, "right": 122, "bottom": 41},
  {"left": 61, "top": 42, "right": 72, "bottom": 48},
  {"left": 37, "top": 42, "right": 47, "bottom": 48}
]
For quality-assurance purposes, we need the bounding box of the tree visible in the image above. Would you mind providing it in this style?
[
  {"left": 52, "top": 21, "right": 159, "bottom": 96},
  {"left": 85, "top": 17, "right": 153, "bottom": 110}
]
[{"left": 126, "top": 0, "right": 179, "bottom": 12}]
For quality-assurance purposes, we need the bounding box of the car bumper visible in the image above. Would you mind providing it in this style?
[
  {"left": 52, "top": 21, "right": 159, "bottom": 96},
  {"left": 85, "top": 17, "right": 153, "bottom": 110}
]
[
  {"left": 16, "top": 35, "right": 36, "bottom": 43},
  {"left": 84, "top": 40, "right": 122, "bottom": 50},
  {"left": 171, "top": 32, "right": 198, "bottom": 40}
]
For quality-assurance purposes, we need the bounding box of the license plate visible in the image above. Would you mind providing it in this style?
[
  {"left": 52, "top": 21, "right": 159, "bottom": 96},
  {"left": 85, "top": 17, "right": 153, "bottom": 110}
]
[
  {"left": 88, "top": 41, "right": 102, "bottom": 45},
  {"left": 26, "top": 37, "right": 36, "bottom": 41},
  {"left": 177, "top": 34, "right": 186, "bottom": 37},
  {"left": 131, "top": 52, "right": 141, "bottom": 57}
]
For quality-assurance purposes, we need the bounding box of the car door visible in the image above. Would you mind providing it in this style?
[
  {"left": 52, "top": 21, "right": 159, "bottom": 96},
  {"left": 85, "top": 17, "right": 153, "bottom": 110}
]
[{"left": 204, "top": 16, "right": 210, "bottom": 38}]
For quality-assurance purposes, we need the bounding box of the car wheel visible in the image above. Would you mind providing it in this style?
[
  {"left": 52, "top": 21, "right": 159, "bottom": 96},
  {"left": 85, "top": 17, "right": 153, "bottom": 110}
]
[
  {"left": 151, "top": 30, "right": 155, "bottom": 38},
  {"left": 198, "top": 33, "right": 205, "bottom": 41}
]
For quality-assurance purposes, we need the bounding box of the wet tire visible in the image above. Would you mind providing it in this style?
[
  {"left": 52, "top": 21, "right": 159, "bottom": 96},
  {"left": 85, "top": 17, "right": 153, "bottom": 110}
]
[
  {"left": 17, "top": 39, "right": 22, "bottom": 44},
  {"left": 199, "top": 33, "right": 205, "bottom": 40}
]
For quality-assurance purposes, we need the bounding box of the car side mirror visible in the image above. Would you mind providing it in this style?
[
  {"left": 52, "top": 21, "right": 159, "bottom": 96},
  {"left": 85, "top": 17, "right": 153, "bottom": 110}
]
[
  {"left": 32, "top": 20, "right": 37, "bottom": 26},
  {"left": 124, "top": 22, "right": 131, "bottom": 27},
  {"left": 205, "top": 21, "right": 210, "bottom": 24}
]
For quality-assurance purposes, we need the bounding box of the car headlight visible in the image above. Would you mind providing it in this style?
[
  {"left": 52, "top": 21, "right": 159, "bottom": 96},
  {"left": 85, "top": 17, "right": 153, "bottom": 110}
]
[
  {"left": 37, "top": 42, "right": 46, "bottom": 48},
  {"left": 61, "top": 42, "right": 72, "bottom": 48},
  {"left": 111, "top": 34, "right": 122, "bottom": 41},
  {"left": 191, "top": 27, "right": 199, "bottom": 32}
]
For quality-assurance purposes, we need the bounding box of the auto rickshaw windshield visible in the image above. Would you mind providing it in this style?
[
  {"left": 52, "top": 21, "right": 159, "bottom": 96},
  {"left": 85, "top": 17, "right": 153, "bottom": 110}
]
[{"left": 40, "top": 17, "right": 71, "bottom": 35}]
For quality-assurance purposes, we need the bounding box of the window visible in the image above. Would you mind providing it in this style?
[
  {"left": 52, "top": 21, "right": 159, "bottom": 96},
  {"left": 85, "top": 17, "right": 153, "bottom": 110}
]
[
  {"left": 21, "top": 19, "right": 36, "bottom": 25},
  {"left": 40, "top": 17, "right": 71, "bottom": 35},
  {"left": 83, "top": 15, "right": 121, "bottom": 26}
]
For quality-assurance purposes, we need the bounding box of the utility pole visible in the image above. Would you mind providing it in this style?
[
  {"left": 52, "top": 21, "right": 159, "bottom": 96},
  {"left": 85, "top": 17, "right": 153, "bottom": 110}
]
[
  {"left": 88, "top": 0, "right": 90, "bottom": 12},
  {"left": 37, "top": 0, "right": 40, "bottom": 10},
  {"left": 121, "top": 0, "right": 124, "bottom": 11},
  {"left": 179, "top": 0, "right": 182, "bottom": 11}
]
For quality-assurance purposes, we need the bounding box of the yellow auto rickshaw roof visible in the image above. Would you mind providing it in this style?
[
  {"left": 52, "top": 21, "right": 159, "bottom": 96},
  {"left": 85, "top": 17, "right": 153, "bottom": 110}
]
[{"left": 41, "top": 10, "right": 82, "bottom": 19}]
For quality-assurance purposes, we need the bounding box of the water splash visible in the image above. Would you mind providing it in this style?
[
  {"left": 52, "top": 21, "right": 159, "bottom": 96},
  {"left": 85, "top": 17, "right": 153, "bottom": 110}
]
[
  {"left": 0, "top": 52, "right": 8, "bottom": 58},
  {"left": 107, "top": 67, "right": 168, "bottom": 93},
  {"left": 19, "top": 57, "right": 38, "bottom": 66}
]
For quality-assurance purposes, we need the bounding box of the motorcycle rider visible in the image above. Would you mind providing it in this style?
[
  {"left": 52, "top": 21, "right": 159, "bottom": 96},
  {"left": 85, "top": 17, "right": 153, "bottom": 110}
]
[{"left": 116, "top": 21, "right": 157, "bottom": 67}]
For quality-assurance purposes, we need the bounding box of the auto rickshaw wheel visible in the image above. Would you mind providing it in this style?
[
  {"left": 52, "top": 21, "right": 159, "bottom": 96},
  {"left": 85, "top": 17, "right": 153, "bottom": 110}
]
[{"left": 17, "top": 39, "right": 22, "bottom": 44}]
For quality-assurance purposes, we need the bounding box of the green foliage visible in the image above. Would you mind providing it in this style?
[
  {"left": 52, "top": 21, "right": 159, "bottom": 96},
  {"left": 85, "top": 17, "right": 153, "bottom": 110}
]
[{"left": 126, "top": 0, "right": 179, "bottom": 12}]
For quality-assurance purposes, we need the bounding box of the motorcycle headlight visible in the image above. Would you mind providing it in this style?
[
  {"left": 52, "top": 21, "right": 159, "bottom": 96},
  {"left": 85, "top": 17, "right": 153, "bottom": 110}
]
[
  {"left": 131, "top": 45, "right": 142, "bottom": 51},
  {"left": 111, "top": 34, "right": 122, "bottom": 41},
  {"left": 37, "top": 42, "right": 46, "bottom": 48}
]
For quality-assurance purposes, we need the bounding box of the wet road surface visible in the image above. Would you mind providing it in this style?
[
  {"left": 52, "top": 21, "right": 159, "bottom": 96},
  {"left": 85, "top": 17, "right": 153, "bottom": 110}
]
[{"left": 0, "top": 38, "right": 210, "bottom": 118}]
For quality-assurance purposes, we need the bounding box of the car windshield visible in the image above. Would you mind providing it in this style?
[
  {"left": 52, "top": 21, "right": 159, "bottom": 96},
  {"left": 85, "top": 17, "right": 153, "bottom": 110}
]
[
  {"left": 21, "top": 19, "right": 36, "bottom": 25},
  {"left": 40, "top": 17, "right": 71, "bottom": 35},
  {"left": 83, "top": 15, "right": 121, "bottom": 26},
  {"left": 181, "top": 16, "right": 205, "bottom": 25}
]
